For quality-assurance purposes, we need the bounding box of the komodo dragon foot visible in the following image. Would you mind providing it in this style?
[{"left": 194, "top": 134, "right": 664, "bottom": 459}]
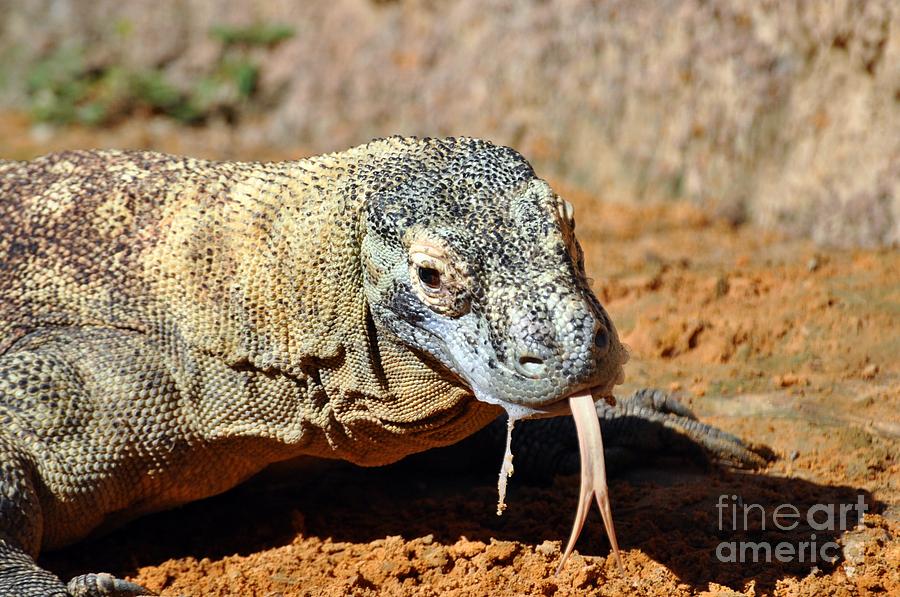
[
  {"left": 0, "top": 539, "right": 153, "bottom": 597},
  {"left": 513, "top": 387, "right": 774, "bottom": 481},
  {"left": 66, "top": 574, "right": 154, "bottom": 597},
  {"left": 599, "top": 387, "right": 773, "bottom": 469},
  {"left": 415, "top": 388, "right": 773, "bottom": 483}
]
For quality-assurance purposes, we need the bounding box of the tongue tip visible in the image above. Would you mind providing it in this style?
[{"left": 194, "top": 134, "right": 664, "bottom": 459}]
[{"left": 554, "top": 546, "right": 625, "bottom": 576}]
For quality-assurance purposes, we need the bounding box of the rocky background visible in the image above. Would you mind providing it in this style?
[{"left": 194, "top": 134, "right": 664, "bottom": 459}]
[{"left": 1, "top": 0, "right": 898, "bottom": 246}]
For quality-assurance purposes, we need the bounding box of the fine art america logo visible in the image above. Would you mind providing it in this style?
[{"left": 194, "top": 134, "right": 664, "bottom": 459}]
[{"left": 715, "top": 494, "right": 868, "bottom": 563}]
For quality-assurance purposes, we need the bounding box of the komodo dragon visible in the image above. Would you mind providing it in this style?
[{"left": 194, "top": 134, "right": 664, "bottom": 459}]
[{"left": 0, "top": 137, "right": 765, "bottom": 596}]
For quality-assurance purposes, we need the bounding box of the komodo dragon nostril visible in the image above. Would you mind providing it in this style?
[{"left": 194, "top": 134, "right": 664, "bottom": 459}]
[
  {"left": 515, "top": 353, "right": 547, "bottom": 378},
  {"left": 594, "top": 325, "right": 610, "bottom": 356}
]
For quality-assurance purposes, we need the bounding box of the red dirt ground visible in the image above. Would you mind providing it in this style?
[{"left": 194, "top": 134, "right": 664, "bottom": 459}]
[{"left": 4, "top": 114, "right": 898, "bottom": 596}]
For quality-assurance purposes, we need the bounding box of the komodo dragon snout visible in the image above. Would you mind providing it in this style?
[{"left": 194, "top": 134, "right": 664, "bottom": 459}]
[{"left": 360, "top": 138, "right": 627, "bottom": 418}]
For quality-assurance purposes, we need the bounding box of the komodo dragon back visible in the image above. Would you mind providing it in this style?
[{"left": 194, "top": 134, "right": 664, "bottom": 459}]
[{"left": 0, "top": 148, "right": 364, "bottom": 366}]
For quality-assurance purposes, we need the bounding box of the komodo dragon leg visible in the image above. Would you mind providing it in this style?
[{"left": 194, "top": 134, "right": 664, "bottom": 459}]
[
  {"left": 417, "top": 388, "right": 772, "bottom": 483},
  {"left": 0, "top": 328, "right": 179, "bottom": 597},
  {"left": 596, "top": 388, "right": 772, "bottom": 470},
  {"left": 0, "top": 432, "right": 152, "bottom": 597}
]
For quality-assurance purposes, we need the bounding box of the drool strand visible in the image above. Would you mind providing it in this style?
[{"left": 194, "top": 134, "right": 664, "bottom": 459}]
[{"left": 496, "top": 416, "right": 516, "bottom": 515}]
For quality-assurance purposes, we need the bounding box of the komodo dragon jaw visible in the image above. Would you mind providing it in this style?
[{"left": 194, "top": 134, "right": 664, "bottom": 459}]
[{"left": 361, "top": 142, "right": 627, "bottom": 420}]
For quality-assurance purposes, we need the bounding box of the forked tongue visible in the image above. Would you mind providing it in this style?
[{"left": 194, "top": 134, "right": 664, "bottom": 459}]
[{"left": 556, "top": 390, "right": 623, "bottom": 574}]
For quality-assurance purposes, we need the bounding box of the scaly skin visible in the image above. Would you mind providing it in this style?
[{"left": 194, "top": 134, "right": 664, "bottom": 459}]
[{"left": 0, "top": 138, "right": 763, "bottom": 596}]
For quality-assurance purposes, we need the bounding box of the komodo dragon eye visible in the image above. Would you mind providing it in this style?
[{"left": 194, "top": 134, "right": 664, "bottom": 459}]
[
  {"left": 407, "top": 238, "right": 470, "bottom": 317},
  {"left": 417, "top": 266, "right": 442, "bottom": 290},
  {"left": 409, "top": 251, "right": 447, "bottom": 298}
]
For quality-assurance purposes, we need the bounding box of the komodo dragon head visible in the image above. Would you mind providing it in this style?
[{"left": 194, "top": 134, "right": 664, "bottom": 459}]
[{"left": 359, "top": 137, "right": 627, "bottom": 420}]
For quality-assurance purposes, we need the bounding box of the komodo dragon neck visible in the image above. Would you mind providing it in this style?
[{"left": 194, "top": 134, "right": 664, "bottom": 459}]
[
  {"left": 137, "top": 148, "right": 500, "bottom": 464},
  {"left": 142, "top": 151, "right": 369, "bottom": 374}
]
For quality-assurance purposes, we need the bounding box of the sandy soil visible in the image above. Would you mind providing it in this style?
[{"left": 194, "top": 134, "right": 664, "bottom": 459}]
[{"left": 3, "top": 114, "right": 898, "bottom": 596}]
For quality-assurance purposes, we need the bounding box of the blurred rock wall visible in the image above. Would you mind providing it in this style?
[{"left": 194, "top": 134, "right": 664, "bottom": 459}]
[{"left": 1, "top": 0, "right": 898, "bottom": 246}]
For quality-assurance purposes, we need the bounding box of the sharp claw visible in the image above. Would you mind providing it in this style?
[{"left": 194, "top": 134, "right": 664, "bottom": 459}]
[{"left": 110, "top": 577, "right": 156, "bottom": 596}]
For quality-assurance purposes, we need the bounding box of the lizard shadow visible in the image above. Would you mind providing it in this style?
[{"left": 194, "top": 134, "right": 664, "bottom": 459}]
[{"left": 42, "top": 450, "right": 879, "bottom": 594}]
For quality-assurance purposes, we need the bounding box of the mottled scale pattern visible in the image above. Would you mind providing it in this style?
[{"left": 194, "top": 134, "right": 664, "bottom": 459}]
[{"left": 0, "top": 137, "right": 634, "bottom": 596}]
